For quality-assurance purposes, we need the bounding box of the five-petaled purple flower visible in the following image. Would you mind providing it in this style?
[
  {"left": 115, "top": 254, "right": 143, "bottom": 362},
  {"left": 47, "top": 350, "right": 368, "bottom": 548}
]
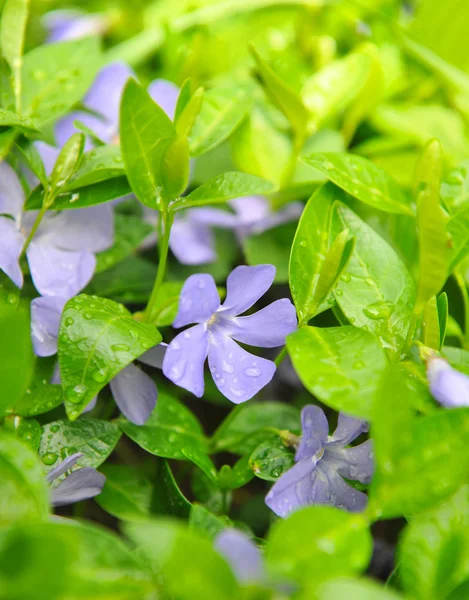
[
  {"left": 427, "top": 356, "right": 469, "bottom": 408},
  {"left": 0, "top": 162, "right": 113, "bottom": 297},
  {"left": 46, "top": 452, "right": 105, "bottom": 507},
  {"left": 265, "top": 405, "right": 374, "bottom": 517},
  {"left": 215, "top": 528, "right": 265, "bottom": 584},
  {"left": 142, "top": 196, "right": 303, "bottom": 265},
  {"left": 162, "top": 265, "right": 297, "bottom": 403}
]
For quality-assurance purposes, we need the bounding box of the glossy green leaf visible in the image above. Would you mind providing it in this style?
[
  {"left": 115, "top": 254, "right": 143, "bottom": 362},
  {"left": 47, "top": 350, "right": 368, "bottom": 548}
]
[
  {"left": 49, "top": 133, "right": 85, "bottom": 196},
  {"left": 160, "top": 133, "right": 190, "bottom": 199},
  {"left": 218, "top": 455, "right": 255, "bottom": 489},
  {"left": 422, "top": 296, "right": 440, "bottom": 350},
  {"left": 152, "top": 459, "right": 191, "bottom": 518},
  {"left": 3, "top": 415, "right": 42, "bottom": 451},
  {"left": 120, "top": 391, "right": 208, "bottom": 460},
  {"left": 266, "top": 506, "right": 372, "bottom": 583},
  {"left": 415, "top": 139, "right": 451, "bottom": 306},
  {"left": 189, "top": 84, "right": 250, "bottom": 156},
  {"left": 171, "top": 171, "right": 274, "bottom": 212},
  {"left": 302, "top": 153, "right": 413, "bottom": 215},
  {"left": 0, "top": 108, "right": 37, "bottom": 130},
  {"left": 65, "top": 144, "right": 125, "bottom": 190},
  {"left": 120, "top": 79, "right": 175, "bottom": 209},
  {"left": 12, "top": 356, "right": 63, "bottom": 417},
  {"left": 441, "top": 159, "right": 469, "bottom": 214},
  {"left": 249, "top": 437, "right": 295, "bottom": 482},
  {"left": 211, "top": 401, "right": 300, "bottom": 454},
  {"left": 399, "top": 485, "right": 469, "bottom": 600},
  {"left": 287, "top": 326, "right": 388, "bottom": 419},
  {"left": 182, "top": 445, "right": 218, "bottom": 482},
  {"left": 95, "top": 465, "right": 152, "bottom": 521},
  {"left": 147, "top": 281, "right": 184, "bottom": 327},
  {"left": 38, "top": 419, "right": 120, "bottom": 475},
  {"left": 332, "top": 201, "right": 416, "bottom": 354},
  {"left": 58, "top": 294, "right": 161, "bottom": 419},
  {"left": 21, "top": 37, "right": 101, "bottom": 124},
  {"left": 0, "top": 433, "right": 49, "bottom": 524}
]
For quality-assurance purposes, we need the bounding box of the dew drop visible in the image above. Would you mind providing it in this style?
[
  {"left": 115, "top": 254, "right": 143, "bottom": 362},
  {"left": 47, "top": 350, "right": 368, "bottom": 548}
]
[
  {"left": 244, "top": 367, "right": 261, "bottom": 377},
  {"left": 335, "top": 289, "right": 343, "bottom": 297},
  {"left": 111, "top": 343, "right": 130, "bottom": 352},
  {"left": 50, "top": 425, "right": 59, "bottom": 433},
  {"left": 183, "top": 331, "right": 191, "bottom": 339},
  {"left": 83, "top": 312, "right": 93, "bottom": 320},
  {"left": 92, "top": 368, "right": 108, "bottom": 383},
  {"left": 353, "top": 360, "right": 365, "bottom": 369},
  {"left": 42, "top": 452, "right": 58, "bottom": 465},
  {"left": 222, "top": 361, "right": 234, "bottom": 374},
  {"left": 340, "top": 273, "right": 351, "bottom": 283},
  {"left": 64, "top": 317, "right": 74, "bottom": 326},
  {"left": 6, "top": 292, "right": 17, "bottom": 304},
  {"left": 299, "top": 240, "right": 307, "bottom": 248},
  {"left": 363, "top": 301, "right": 394, "bottom": 320}
]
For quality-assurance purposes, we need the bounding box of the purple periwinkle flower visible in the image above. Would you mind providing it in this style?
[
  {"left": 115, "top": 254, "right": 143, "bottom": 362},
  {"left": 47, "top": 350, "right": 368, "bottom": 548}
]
[
  {"left": 162, "top": 265, "right": 297, "bottom": 403},
  {"left": 215, "top": 529, "right": 265, "bottom": 584},
  {"left": 46, "top": 452, "right": 105, "bottom": 507},
  {"left": 427, "top": 356, "right": 469, "bottom": 408},
  {"left": 265, "top": 406, "right": 374, "bottom": 517},
  {"left": 43, "top": 9, "right": 108, "bottom": 43},
  {"left": 143, "top": 196, "right": 303, "bottom": 265},
  {"left": 0, "top": 162, "right": 113, "bottom": 297}
]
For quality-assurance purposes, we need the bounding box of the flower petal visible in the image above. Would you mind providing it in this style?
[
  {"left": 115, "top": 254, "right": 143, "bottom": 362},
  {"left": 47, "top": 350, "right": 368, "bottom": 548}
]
[
  {"left": 173, "top": 274, "right": 220, "bottom": 327},
  {"left": 170, "top": 218, "right": 217, "bottom": 265},
  {"left": 188, "top": 207, "right": 239, "bottom": 228},
  {"left": 328, "top": 413, "right": 369, "bottom": 446},
  {"left": 295, "top": 405, "right": 329, "bottom": 461},
  {"left": 55, "top": 110, "right": 114, "bottom": 148},
  {"left": 138, "top": 343, "right": 167, "bottom": 369},
  {"left": 427, "top": 357, "right": 469, "bottom": 408},
  {"left": 27, "top": 239, "right": 96, "bottom": 298},
  {"left": 30, "top": 295, "right": 67, "bottom": 356},
  {"left": 0, "top": 216, "right": 24, "bottom": 288},
  {"left": 325, "top": 440, "right": 374, "bottom": 484},
  {"left": 265, "top": 457, "right": 316, "bottom": 518},
  {"left": 50, "top": 467, "right": 105, "bottom": 506},
  {"left": 230, "top": 196, "right": 271, "bottom": 224},
  {"left": 214, "top": 529, "right": 265, "bottom": 583},
  {"left": 85, "top": 62, "right": 134, "bottom": 127},
  {"left": 110, "top": 363, "right": 157, "bottom": 425},
  {"left": 147, "top": 79, "right": 179, "bottom": 120},
  {"left": 162, "top": 323, "right": 209, "bottom": 397},
  {"left": 244, "top": 201, "right": 304, "bottom": 236},
  {"left": 320, "top": 464, "right": 368, "bottom": 512},
  {"left": 207, "top": 333, "right": 275, "bottom": 404},
  {"left": 229, "top": 299, "right": 297, "bottom": 348},
  {"left": 0, "top": 162, "right": 24, "bottom": 221},
  {"left": 46, "top": 452, "right": 83, "bottom": 483},
  {"left": 221, "top": 265, "right": 275, "bottom": 316}
]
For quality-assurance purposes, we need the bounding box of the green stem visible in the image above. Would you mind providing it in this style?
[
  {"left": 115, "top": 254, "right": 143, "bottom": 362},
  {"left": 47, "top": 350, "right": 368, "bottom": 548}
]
[
  {"left": 455, "top": 269, "right": 469, "bottom": 349},
  {"left": 280, "top": 131, "right": 304, "bottom": 190},
  {"left": 143, "top": 211, "right": 174, "bottom": 323},
  {"left": 19, "top": 202, "right": 48, "bottom": 258},
  {"left": 403, "top": 308, "right": 420, "bottom": 357},
  {"left": 274, "top": 346, "right": 288, "bottom": 367}
]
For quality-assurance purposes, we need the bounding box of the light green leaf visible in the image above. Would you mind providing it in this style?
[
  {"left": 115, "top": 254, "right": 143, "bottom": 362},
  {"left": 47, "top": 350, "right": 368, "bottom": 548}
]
[
  {"left": 332, "top": 201, "right": 416, "bottom": 354},
  {"left": 0, "top": 433, "right": 49, "bottom": 524},
  {"left": 160, "top": 133, "right": 190, "bottom": 199},
  {"left": 58, "top": 294, "right": 161, "bottom": 419},
  {"left": 0, "top": 0, "right": 29, "bottom": 112},
  {"left": 21, "top": 37, "right": 101, "bottom": 124},
  {"left": 175, "top": 86, "right": 203, "bottom": 138},
  {"left": 266, "top": 506, "right": 372, "bottom": 584},
  {"left": 120, "top": 79, "right": 175, "bottom": 210},
  {"left": 3, "top": 415, "right": 42, "bottom": 451},
  {"left": 316, "top": 577, "right": 404, "bottom": 600},
  {"left": 65, "top": 145, "right": 125, "bottom": 190},
  {"left": 441, "top": 159, "right": 469, "bottom": 214},
  {"left": 39, "top": 419, "right": 121, "bottom": 474},
  {"left": 147, "top": 281, "right": 184, "bottom": 327},
  {"left": 189, "top": 84, "right": 251, "bottom": 156},
  {"left": 15, "top": 139, "right": 48, "bottom": 187},
  {"left": 49, "top": 133, "right": 85, "bottom": 196},
  {"left": 249, "top": 437, "right": 295, "bottom": 481},
  {"left": 438, "top": 292, "right": 449, "bottom": 349},
  {"left": 301, "top": 153, "right": 413, "bottom": 215},
  {"left": 287, "top": 326, "right": 388, "bottom": 419},
  {"left": 0, "top": 108, "right": 37, "bottom": 130},
  {"left": 422, "top": 296, "right": 441, "bottom": 350},
  {"left": 120, "top": 392, "right": 208, "bottom": 460},
  {"left": 95, "top": 465, "right": 152, "bottom": 521},
  {"left": 171, "top": 172, "right": 274, "bottom": 212},
  {"left": 448, "top": 206, "right": 469, "bottom": 271}
]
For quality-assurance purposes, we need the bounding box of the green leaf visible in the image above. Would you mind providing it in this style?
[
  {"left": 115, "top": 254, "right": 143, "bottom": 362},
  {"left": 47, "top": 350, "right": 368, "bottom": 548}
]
[
  {"left": 49, "top": 133, "right": 85, "bottom": 196},
  {"left": 422, "top": 296, "right": 441, "bottom": 350},
  {"left": 120, "top": 392, "right": 208, "bottom": 460},
  {"left": 58, "top": 294, "right": 161, "bottom": 419},
  {"left": 21, "top": 37, "right": 101, "bottom": 124},
  {"left": 175, "top": 86, "right": 203, "bottom": 138},
  {"left": 3, "top": 415, "right": 42, "bottom": 451},
  {"left": 289, "top": 183, "right": 339, "bottom": 323},
  {"left": 211, "top": 401, "right": 300, "bottom": 454},
  {"left": 301, "top": 153, "right": 413, "bottom": 215},
  {"left": 182, "top": 445, "right": 218, "bottom": 482},
  {"left": 441, "top": 159, "right": 469, "bottom": 214},
  {"left": 152, "top": 459, "right": 191, "bottom": 518},
  {"left": 287, "top": 326, "right": 388, "bottom": 420},
  {"left": 266, "top": 506, "right": 372, "bottom": 584},
  {"left": 415, "top": 139, "right": 451, "bottom": 306},
  {"left": 15, "top": 138, "right": 48, "bottom": 187},
  {"left": 95, "top": 213, "right": 153, "bottom": 273},
  {"left": 0, "top": 0, "right": 29, "bottom": 112},
  {"left": 369, "top": 365, "right": 469, "bottom": 519},
  {"left": 0, "top": 300, "right": 35, "bottom": 417},
  {"left": 249, "top": 437, "right": 295, "bottom": 481},
  {"left": 189, "top": 504, "right": 226, "bottom": 540},
  {"left": 332, "top": 201, "right": 416, "bottom": 354},
  {"left": 65, "top": 144, "right": 125, "bottom": 190},
  {"left": 174, "top": 78, "right": 193, "bottom": 125},
  {"left": 124, "top": 519, "right": 240, "bottom": 599},
  {"left": 189, "top": 84, "right": 251, "bottom": 156},
  {"left": 159, "top": 133, "right": 190, "bottom": 199},
  {"left": 120, "top": 79, "right": 175, "bottom": 209},
  {"left": 0, "top": 108, "right": 37, "bottom": 130},
  {"left": 218, "top": 455, "right": 255, "bottom": 489},
  {"left": 316, "top": 578, "right": 404, "bottom": 600},
  {"left": 243, "top": 222, "right": 297, "bottom": 283},
  {"left": 147, "top": 281, "right": 184, "bottom": 327},
  {"left": 399, "top": 485, "right": 469, "bottom": 600},
  {"left": 250, "top": 45, "right": 308, "bottom": 140},
  {"left": 438, "top": 292, "right": 449, "bottom": 349},
  {"left": 448, "top": 206, "right": 469, "bottom": 271},
  {"left": 12, "top": 356, "right": 63, "bottom": 417},
  {"left": 171, "top": 171, "right": 274, "bottom": 212},
  {"left": 0, "top": 433, "right": 49, "bottom": 524},
  {"left": 38, "top": 419, "right": 121, "bottom": 475},
  {"left": 95, "top": 465, "right": 152, "bottom": 521}
]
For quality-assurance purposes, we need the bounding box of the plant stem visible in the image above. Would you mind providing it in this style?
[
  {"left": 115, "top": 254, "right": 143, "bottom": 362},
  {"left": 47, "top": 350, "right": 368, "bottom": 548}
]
[
  {"left": 403, "top": 308, "right": 420, "bottom": 357},
  {"left": 455, "top": 269, "right": 469, "bottom": 349},
  {"left": 143, "top": 210, "right": 174, "bottom": 323},
  {"left": 274, "top": 346, "right": 288, "bottom": 367},
  {"left": 19, "top": 202, "right": 48, "bottom": 258}
]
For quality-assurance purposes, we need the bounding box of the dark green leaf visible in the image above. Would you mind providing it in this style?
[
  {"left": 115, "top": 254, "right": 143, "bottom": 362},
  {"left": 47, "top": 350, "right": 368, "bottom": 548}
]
[
  {"left": 151, "top": 459, "right": 191, "bottom": 518},
  {"left": 95, "top": 464, "right": 152, "bottom": 521},
  {"left": 249, "top": 437, "right": 295, "bottom": 482},
  {"left": 189, "top": 504, "right": 227, "bottom": 540}
]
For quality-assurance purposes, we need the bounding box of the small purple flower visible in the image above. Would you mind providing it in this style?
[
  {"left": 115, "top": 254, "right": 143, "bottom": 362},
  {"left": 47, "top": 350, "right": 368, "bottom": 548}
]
[
  {"left": 0, "top": 162, "right": 113, "bottom": 297},
  {"left": 43, "top": 9, "right": 108, "bottom": 43},
  {"left": 162, "top": 265, "right": 297, "bottom": 403},
  {"left": 265, "top": 406, "right": 374, "bottom": 517},
  {"left": 142, "top": 196, "right": 303, "bottom": 265},
  {"left": 46, "top": 452, "right": 105, "bottom": 507},
  {"left": 427, "top": 356, "right": 469, "bottom": 408},
  {"left": 215, "top": 529, "right": 265, "bottom": 584}
]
